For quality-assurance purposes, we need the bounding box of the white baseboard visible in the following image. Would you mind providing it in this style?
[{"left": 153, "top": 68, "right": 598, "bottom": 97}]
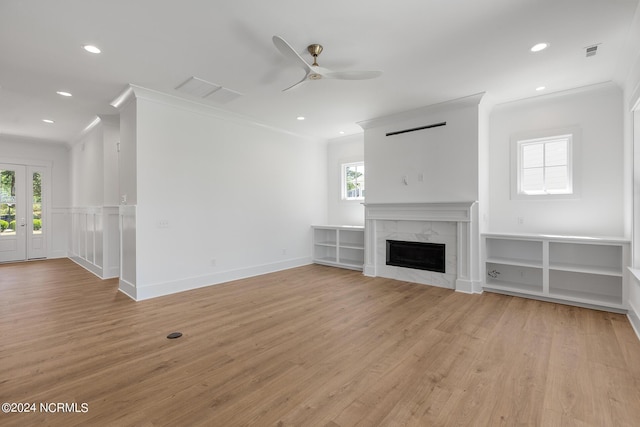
[
  {"left": 363, "top": 264, "right": 376, "bottom": 277},
  {"left": 68, "top": 254, "right": 118, "bottom": 279},
  {"left": 118, "top": 278, "right": 137, "bottom": 300},
  {"left": 104, "top": 265, "right": 119, "bottom": 279},
  {"left": 456, "top": 278, "right": 483, "bottom": 294},
  {"left": 133, "top": 257, "right": 312, "bottom": 301},
  {"left": 69, "top": 255, "right": 105, "bottom": 279}
]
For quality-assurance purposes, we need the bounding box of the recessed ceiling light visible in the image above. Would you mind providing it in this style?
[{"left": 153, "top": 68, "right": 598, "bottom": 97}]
[
  {"left": 530, "top": 42, "right": 549, "bottom": 52},
  {"left": 56, "top": 91, "right": 72, "bottom": 97},
  {"left": 536, "top": 86, "right": 546, "bottom": 91},
  {"left": 339, "top": 131, "right": 345, "bottom": 135},
  {"left": 83, "top": 44, "right": 101, "bottom": 54},
  {"left": 42, "top": 119, "right": 55, "bottom": 124},
  {"left": 296, "top": 116, "right": 305, "bottom": 121}
]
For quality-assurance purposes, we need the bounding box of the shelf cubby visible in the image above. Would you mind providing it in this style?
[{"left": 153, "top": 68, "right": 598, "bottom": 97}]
[
  {"left": 485, "top": 237, "right": 543, "bottom": 267},
  {"left": 549, "top": 269, "right": 623, "bottom": 306},
  {"left": 312, "top": 226, "right": 364, "bottom": 271},
  {"left": 549, "top": 241, "right": 622, "bottom": 276},
  {"left": 485, "top": 262, "right": 543, "bottom": 294}
]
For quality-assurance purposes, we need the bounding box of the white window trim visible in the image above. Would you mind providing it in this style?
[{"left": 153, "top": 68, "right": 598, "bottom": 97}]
[
  {"left": 510, "top": 127, "right": 581, "bottom": 201},
  {"left": 341, "top": 161, "right": 365, "bottom": 201}
]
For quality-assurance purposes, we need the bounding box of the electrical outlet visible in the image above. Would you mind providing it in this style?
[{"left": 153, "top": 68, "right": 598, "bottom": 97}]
[
  {"left": 517, "top": 217, "right": 524, "bottom": 225},
  {"left": 210, "top": 258, "right": 216, "bottom": 266},
  {"left": 282, "top": 248, "right": 287, "bottom": 255},
  {"left": 157, "top": 219, "right": 169, "bottom": 228}
]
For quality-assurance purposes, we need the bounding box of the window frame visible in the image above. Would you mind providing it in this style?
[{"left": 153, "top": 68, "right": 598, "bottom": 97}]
[
  {"left": 341, "top": 161, "right": 365, "bottom": 201},
  {"left": 510, "top": 127, "right": 580, "bottom": 201}
]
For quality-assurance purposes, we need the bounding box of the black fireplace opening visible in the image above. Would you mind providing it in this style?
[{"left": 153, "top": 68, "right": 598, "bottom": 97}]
[{"left": 386, "top": 240, "right": 446, "bottom": 273}]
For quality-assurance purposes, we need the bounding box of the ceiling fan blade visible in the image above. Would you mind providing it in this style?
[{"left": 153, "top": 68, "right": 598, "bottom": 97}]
[
  {"left": 282, "top": 75, "right": 309, "bottom": 92},
  {"left": 324, "top": 70, "right": 383, "bottom": 80},
  {"left": 272, "top": 36, "right": 312, "bottom": 72}
]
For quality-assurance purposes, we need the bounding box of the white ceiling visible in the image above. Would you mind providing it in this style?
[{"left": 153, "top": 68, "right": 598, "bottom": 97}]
[{"left": 1, "top": 0, "right": 639, "bottom": 145}]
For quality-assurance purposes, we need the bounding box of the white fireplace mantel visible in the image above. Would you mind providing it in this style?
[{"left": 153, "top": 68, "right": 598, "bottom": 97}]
[
  {"left": 363, "top": 201, "right": 481, "bottom": 293},
  {"left": 364, "top": 202, "right": 475, "bottom": 222}
]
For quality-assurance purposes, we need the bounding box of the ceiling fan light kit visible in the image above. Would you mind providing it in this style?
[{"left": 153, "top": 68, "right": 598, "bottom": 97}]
[{"left": 272, "top": 36, "right": 382, "bottom": 91}]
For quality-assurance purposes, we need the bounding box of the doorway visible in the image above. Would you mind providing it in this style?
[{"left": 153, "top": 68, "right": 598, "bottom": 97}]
[{"left": 0, "top": 163, "right": 47, "bottom": 262}]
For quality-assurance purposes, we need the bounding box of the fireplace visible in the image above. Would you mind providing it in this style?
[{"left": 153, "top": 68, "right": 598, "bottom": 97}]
[
  {"left": 386, "top": 240, "right": 446, "bottom": 273},
  {"left": 363, "top": 202, "right": 479, "bottom": 293}
]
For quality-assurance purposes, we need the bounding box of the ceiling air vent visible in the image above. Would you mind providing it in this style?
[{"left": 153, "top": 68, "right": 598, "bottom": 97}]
[
  {"left": 585, "top": 44, "right": 599, "bottom": 58},
  {"left": 176, "top": 77, "right": 220, "bottom": 97}
]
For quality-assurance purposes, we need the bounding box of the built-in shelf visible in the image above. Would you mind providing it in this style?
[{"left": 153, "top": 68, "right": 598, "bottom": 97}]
[
  {"left": 485, "top": 257, "right": 542, "bottom": 269},
  {"left": 548, "top": 263, "right": 622, "bottom": 277},
  {"left": 312, "top": 225, "right": 364, "bottom": 271},
  {"left": 482, "top": 233, "right": 629, "bottom": 312}
]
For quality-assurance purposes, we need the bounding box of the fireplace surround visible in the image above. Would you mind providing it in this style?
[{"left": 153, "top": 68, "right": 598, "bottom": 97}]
[{"left": 364, "top": 202, "right": 480, "bottom": 293}]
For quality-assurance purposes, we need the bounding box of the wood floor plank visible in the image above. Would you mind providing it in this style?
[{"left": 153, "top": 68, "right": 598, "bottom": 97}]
[{"left": 1, "top": 259, "right": 640, "bottom": 426}]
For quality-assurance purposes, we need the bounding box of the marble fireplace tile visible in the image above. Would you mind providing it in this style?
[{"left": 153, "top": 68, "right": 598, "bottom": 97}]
[{"left": 374, "top": 220, "right": 457, "bottom": 289}]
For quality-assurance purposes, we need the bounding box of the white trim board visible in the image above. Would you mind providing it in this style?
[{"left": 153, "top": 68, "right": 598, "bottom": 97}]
[
  {"left": 626, "top": 267, "right": 640, "bottom": 341},
  {"left": 130, "top": 257, "right": 312, "bottom": 301}
]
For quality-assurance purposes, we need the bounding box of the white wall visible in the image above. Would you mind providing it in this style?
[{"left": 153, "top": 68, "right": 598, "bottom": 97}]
[
  {"left": 69, "top": 116, "right": 120, "bottom": 207},
  {"left": 488, "top": 83, "right": 625, "bottom": 237},
  {"left": 625, "top": 7, "right": 640, "bottom": 335},
  {"left": 360, "top": 94, "right": 482, "bottom": 204},
  {"left": 0, "top": 135, "right": 70, "bottom": 258},
  {"left": 102, "top": 117, "right": 120, "bottom": 206},
  {"left": 123, "top": 88, "right": 327, "bottom": 299},
  {"left": 327, "top": 134, "right": 365, "bottom": 225},
  {"left": 631, "top": 108, "right": 640, "bottom": 336},
  {"left": 70, "top": 125, "right": 104, "bottom": 206},
  {"left": 117, "top": 99, "right": 138, "bottom": 292},
  {"left": 478, "top": 100, "right": 490, "bottom": 234},
  {"left": 119, "top": 100, "right": 137, "bottom": 206}
]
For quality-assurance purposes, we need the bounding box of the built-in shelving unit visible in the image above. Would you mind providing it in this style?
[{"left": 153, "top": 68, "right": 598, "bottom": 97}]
[
  {"left": 312, "top": 225, "right": 364, "bottom": 271},
  {"left": 482, "top": 233, "right": 629, "bottom": 313}
]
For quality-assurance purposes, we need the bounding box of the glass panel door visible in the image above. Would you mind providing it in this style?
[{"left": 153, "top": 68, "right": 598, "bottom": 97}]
[{"left": 0, "top": 164, "right": 26, "bottom": 262}]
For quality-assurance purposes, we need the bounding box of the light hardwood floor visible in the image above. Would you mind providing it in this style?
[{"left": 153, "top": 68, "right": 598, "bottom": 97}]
[{"left": 1, "top": 259, "right": 639, "bottom": 426}]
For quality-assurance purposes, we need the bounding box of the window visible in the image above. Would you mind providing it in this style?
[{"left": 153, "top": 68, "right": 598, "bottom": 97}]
[
  {"left": 342, "top": 162, "right": 365, "bottom": 200},
  {"left": 33, "top": 172, "right": 42, "bottom": 234},
  {"left": 516, "top": 134, "right": 573, "bottom": 196}
]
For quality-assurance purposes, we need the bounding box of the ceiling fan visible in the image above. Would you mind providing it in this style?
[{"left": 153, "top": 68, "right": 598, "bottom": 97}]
[{"left": 272, "top": 35, "right": 382, "bottom": 91}]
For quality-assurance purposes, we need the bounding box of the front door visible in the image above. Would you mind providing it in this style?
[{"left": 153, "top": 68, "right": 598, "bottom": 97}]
[{"left": 0, "top": 164, "right": 46, "bottom": 262}]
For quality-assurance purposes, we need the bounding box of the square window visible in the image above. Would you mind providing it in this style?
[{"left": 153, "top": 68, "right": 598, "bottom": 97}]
[
  {"left": 342, "top": 162, "right": 365, "bottom": 200},
  {"left": 516, "top": 134, "right": 573, "bottom": 196}
]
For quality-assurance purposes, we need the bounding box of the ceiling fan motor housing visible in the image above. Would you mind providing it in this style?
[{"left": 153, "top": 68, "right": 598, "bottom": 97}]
[
  {"left": 307, "top": 44, "right": 323, "bottom": 57},
  {"left": 307, "top": 44, "right": 323, "bottom": 67}
]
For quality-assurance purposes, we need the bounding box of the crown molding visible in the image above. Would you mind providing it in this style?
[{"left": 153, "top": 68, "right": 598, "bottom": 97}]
[{"left": 357, "top": 92, "right": 485, "bottom": 131}]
